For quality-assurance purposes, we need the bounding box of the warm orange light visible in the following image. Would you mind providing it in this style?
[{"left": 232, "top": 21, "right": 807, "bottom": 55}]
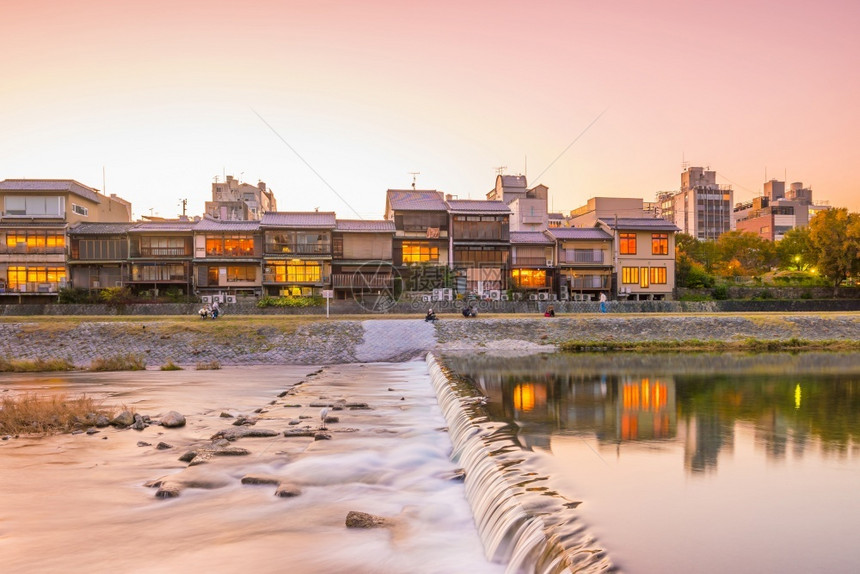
[{"left": 513, "top": 383, "right": 536, "bottom": 412}]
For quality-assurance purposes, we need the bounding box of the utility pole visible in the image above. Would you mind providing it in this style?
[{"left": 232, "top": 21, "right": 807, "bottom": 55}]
[
  {"left": 179, "top": 198, "right": 187, "bottom": 218},
  {"left": 408, "top": 172, "right": 420, "bottom": 190}
]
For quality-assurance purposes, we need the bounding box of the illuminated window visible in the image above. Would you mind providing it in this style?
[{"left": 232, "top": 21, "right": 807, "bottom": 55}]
[
  {"left": 227, "top": 266, "right": 256, "bottom": 282},
  {"left": 650, "top": 267, "right": 667, "bottom": 284},
  {"left": 208, "top": 266, "right": 219, "bottom": 284},
  {"left": 512, "top": 269, "right": 546, "bottom": 288},
  {"left": 620, "top": 233, "right": 637, "bottom": 254},
  {"left": 513, "top": 384, "right": 536, "bottom": 412},
  {"left": 639, "top": 266, "right": 650, "bottom": 288},
  {"left": 651, "top": 233, "right": 668, "bottom": 255},
  {"left": 621, "top": 266, "right": 639, "bottom": 284},
  {"left": 402, "top": 241, "right": 439, "bottom": 263},
  {"left": 6, "top": 231, "right": 65, "bottom": 250},
  {"left": 7, "top": 266, "right": 66, "bottom": 289},
  {"left": 269, "top": 261, "right": 321, "bottom": 283}
]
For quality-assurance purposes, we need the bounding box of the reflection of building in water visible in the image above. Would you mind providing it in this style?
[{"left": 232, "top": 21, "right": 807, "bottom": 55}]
[
  {"left": 471, "top": 367, "right": 677, "bottom": 444},
  {"left": 682, "top": 414, "right": 731, "bottom": 474},
  {"left": 617, "top": 377, "right": 675, "bottom": 440}
]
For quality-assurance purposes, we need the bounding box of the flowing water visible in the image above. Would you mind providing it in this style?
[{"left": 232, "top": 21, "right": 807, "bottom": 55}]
[
  {"left": 0, "top": 363, "right": 504, "bottom": 574},
  {"left": 440, "top": 352, "right": 860, "bottom": 573}
]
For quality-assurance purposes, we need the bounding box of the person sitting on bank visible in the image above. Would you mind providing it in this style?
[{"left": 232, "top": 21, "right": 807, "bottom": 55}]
[
  {"left": 544, "top": 305, "right": 555, "bottom": 318},
  {"left": 461, "top": 305, "right": 477, "bottom": 318},
  {"left": 425, "top": 308, "right": 438, "bottom": 322}
]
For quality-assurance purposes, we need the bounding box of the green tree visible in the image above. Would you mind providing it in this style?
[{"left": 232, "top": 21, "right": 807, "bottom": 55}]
[
  {"left": 807, "top": 208, "right": 860, "bottom": 292},
  {"left": 776, "top": 226, "right": 813, "bottom": 270}
]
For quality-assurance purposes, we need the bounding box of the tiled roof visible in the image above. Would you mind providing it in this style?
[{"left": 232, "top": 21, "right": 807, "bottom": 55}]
[
  {"left": 0, "top": 179, "right": 102, "bottom": 203},
  {"left": 548, "top": 227, "right": 613, "bottom": 241},
  {"left": 386, "top": 190, "right": 447, "bottom": 211},
  {"left": 0, "top": 221, "right": 68, "bottom": 229},
  {"left": 194, "top": 218, "right": 261, "bottom": 232},
  {"left": 445, "top": 199, "right": 511, "bottom": 213},
  {"left": 510, "top": 231, "right": 554, "bottom": 244},
  {"left": 68, "top": 222, "right": 135, "bottom": 235},
  {"left": 129, "top": 221, "right": 197, "bottom": 232},
  {"left": 500, "top": 175, "right": 527, "bottom": 188},
  {"left": 260, "top": 212, "right": 337, "bottom": 228},
  {"left": 548, "top": 212, "right": 565, "bottom": 219},
  {"left": 599, "top": 217, "right": 681, "bottom": 232},
  {"left": 335, "top": 219, "right": 395, "bottom": 232}
]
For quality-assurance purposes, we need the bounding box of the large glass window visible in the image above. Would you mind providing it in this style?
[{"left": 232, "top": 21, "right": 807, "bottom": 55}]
[
  {"left": 651, "top": 233, "right": 668, "bottom": 255},
  {"left": 7, "top": 266, "right": 66, "bottom": 289},
  {"left": 139, "top": 236, "right": 188, "bottom": 256},
  {"left": 402, "top": 241, "right": 439, "bottom": 263},
  {"left": 621, "top": 266, "right": 639, "bottom": 284},
  {"left": 227, "top": 266, "right": 256, "bottom": 282},
  {"left": 6, "top": 230, "right": 65, "bottom": 250},
  {"left": 650, "top": 267, "right": 667, "bottom": 284},
  {"left": 512, "top": 269, "right": 546, "bottom": 288},
  {"left": 620, "top": 233, "right": 637, "bottom": 255},
  {"left": 268, "top": 261, "right": 321, "bottom": 283},
  {"left": 639, "top": 266, "right": 650, "bottom": 288},
  {"left": 206, "top": 235, "right": 255, "bottom": 256}
]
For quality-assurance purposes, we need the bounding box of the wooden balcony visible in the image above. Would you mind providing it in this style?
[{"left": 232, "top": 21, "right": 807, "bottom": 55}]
[
  {"left": 264, "top": 243, "right": 331, "bottom": 256},
  {"left": 331, "top": 273, "right": 393, "bottom": 289}
]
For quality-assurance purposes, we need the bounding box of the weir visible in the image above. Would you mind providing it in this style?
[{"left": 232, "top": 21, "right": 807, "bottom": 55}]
[{"left": 426, "top": 354, "right": 614, "bottom": 574}]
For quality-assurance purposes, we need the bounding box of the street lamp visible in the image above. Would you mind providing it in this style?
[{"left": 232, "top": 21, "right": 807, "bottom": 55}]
[{"left": 793, "top": 255, "right": 802, "bottom": 271}]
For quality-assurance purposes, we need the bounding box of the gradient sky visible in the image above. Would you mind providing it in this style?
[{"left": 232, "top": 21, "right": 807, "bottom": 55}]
[{"left": 2, "top": 0, "right": 858, "bottom": 220}]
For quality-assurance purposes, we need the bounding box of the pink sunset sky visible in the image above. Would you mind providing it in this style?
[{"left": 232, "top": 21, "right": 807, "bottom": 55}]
[{"left": 2, "top": 0, "right": 858, "bottom": 219}]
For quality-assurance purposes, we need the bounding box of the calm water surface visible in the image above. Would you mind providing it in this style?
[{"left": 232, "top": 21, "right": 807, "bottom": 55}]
[{"left": 444, "top": 352, "right": 860, "bottom": 574}]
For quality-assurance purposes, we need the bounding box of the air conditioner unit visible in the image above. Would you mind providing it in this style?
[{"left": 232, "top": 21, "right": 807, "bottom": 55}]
[
  {"left": 421, "top": 295, "right": 431, "bottom": 302},
  {"left": 546, "top": 259, "right": 554, "bottom": 267},
  {"left": 538, "top": 293, "right": 549, "bottom": 301},
  {"left": 528, "top": 294, "right": 538, "bottom": 301},
  {"left": 489, "top": 290, "right": 501, "bottom": 300},
  {"left": 225, "top": 295, "right": 237, "bottom": 304},
  {"left": 201, "top": 295, "right": 211, "bottom": 304},
  {"left": 501, "top": 293, "right": 509, "bottom": 301},
  {"left": 115, "top": 281, "right": 123, "bottom": 287},
  {"left": 441, "top": 288, "right": 453, "bottom": 301},
  {"left": 91, "top": 281, "right": 100, "bottom": 288},
  {"left": 560, "top": 286, "right": 569, "bottom": 300}
]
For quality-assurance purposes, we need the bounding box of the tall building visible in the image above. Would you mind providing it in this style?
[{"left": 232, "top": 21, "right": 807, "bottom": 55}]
[
  {"left": 568, "top": 197, "right": 651, "bottom": 228},
  {"left": 487, "top": 174, "right": 550, "bottom": 232},
  {"left": 205, "top": 175, "right": 277, "bottom": 221},
  {"left": 659, "top": 166, "right": 733, "bottom": 240},
  {"left": 734, "top": 180, "right": 829, "bottom": 241}
]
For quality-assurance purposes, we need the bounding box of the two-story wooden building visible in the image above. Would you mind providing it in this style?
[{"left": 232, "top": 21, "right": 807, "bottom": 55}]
[
  {"left": 331, "top": 219, "right": 396, "bottom": 300},
  {"left": 67, "top": 222, "right": 134, "bottom": 291},
  {"left": 509, "top": 231, "right": 555, "bottom": 296},
  {"left": 597, "top": 217, "right": 680, "bottom": 300},
  {"left": 260, "top": 212, "right": 335, "bottom": 297},
  {"left": 193, "top": 218, "right": 263, "bottom": 299},
  {"left": 126, "top": 221, "right": 195, "bottom": 296},
  {"left": 385, "top": 190, "right": 450, "bottom": 293},
  {"left": 548, "top": 227, "right": 614, "bottom": 301},
  {"left": 446, "top": 199, "right": 511, "bottom": 296}
]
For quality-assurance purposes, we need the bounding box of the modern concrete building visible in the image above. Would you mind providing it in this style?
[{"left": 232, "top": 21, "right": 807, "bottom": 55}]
[
  {"left": 568, "top": 197, "right": 650, "bottom": 228},
  {"left": 205, "top": 175, "right": 277, "bottom": 221},
  {"left": 659, "top": 166, "right": 733, "bottom": 240},
  {"left": 733, "top": 180, "right": 829, "bottom": 241}
]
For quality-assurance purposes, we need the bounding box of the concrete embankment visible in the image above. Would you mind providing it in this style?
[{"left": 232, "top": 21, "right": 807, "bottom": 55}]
[{"left": 1, "top": 313, "right": 857, "bottom": 367}]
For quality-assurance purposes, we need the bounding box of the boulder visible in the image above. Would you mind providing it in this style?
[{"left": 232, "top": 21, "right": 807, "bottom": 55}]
[
  {"left": 110, "top": 411, "right": 134, "bottom": 427},
  {"left": 275, "top": 483, "right": 302, "bottom": 498},
  {"left": 211, "top": 427, "right": 279, "bottom": 441},
  {"left": 94, "top": 414, "right": 111, "bottom": 428},
  {"left": 345, "top": 511, "right": 389, "bottom": 529},
  {"left": 160, "top": 411, "right": 186, "bottom": 428},
  {"left": 241, "top": 474, "right": 281, "bottom": 486}
]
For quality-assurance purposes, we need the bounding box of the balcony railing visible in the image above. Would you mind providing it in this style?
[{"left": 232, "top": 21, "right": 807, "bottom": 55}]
[
  {"left": 2, "top": 281, "right": 62, "bottom": 294},
  {"left": 511, "top": 256, "right": 550, "bottom": 267},
  {"left": 331, "top": 273, "right": 393, "bottom": 289},
  {"left": 263, "top": 274, "right": 328, "bottom": 284},
  {"left": 204, "top": 248, "right": 260, "bottom": 257},
  {"left": 569, "top": 275, "right": 610, "bottom": 289},
  {"left": 0, "top": 245, "right": 65, "bottom": 255},
  {"left": 559, "top": 250, "right": 605, "bottom": 264},
  {"left": 135, "top": 247, "right": 191, "bottom": 257},
  {"left": 265, "top": 243, "right": 331, "bottom": 256}
]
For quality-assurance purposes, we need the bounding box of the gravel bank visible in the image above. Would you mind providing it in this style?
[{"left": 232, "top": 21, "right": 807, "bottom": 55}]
[{"left": 0, "top": 314, "right": 857, "bottom": 367}]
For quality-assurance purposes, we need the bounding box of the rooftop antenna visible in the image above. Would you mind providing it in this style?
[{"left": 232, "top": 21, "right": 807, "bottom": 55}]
[
  {"left": 179, "top": 198, "right": 187, "bottom": 217},
  {"left": 494, "top": 165, "right": 507, "bottom": 175},
  {"left": 524, "top": 155, "right": 528, "bottom": 179},
  {"left": 681, "top": 152, "right": 689, "bottom": 172},
  {"left": 408, "top": 171, "right": 420, "bottom": 190},
  {"left": 102, "top": 166, "right": 106, "bottom": 194}
]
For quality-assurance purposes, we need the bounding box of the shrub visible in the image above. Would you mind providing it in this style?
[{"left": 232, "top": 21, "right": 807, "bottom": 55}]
[
  {"left": 89, "top": 353, "right": 146, "bottom": 372},
  {"left": 195, "top": 359, "right": 222, "bottom": 370},
  {"left": 711, "top": 284, "right": 730, "bottom": 300},
  {"left": 160, "top": 359, "right": 183, "bottom": 371},
  {"left": 58, "top": 287, "right": 99, "bottom": 304},
  {"left": 99, "top": 286, "right": 133, "bottom": 306},
  {"left": 0, "top": 393, "right": 109, "bottom": 435},
  {"left": 255, "top": 296, "right": 322, "bottom": 308},
  {"left": 800, "top": 290, "right": 813, "bottom": 300},
  {"left": 752, "top": 289, "right": 774, "bottom": 300},
  {"left": 0, "top": 356, "right": 77, "bottom": 372}
]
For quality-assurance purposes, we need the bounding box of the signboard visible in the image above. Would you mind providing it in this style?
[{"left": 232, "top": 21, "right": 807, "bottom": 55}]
[{"left": 321, "top": 290, "right": 334, "bottom": 299}]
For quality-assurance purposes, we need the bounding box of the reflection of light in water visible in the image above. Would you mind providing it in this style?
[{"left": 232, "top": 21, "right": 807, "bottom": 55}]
[
  {"left": 795, "top": 384, "right": 802, "bottom": 409},
  {"left": 513, "top": 383, "right": 535, "bottom": 412},
  {"left": 622, "top": 378, "right": 668, "bottom": 411}
]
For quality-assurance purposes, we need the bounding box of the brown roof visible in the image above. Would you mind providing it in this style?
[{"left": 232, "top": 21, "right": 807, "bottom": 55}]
[
  {"left": 0, "top": 179, "right": 102, "bottom": 203},
  {"left": 445, "top": 199, "right": 511, "bottom": 214},
  {"left": 260, "top": 212, "right": 337, "bottom": 228},
  {"left": 510, "top": 231, "right": 554, "bottom": 244},
  {"left": 548, "top": 228, "right": 613, "bottom": 241},
  {"left": 599, "top": 217, "right": 681, "bottom": 232},
  {"left": 335, "top": 219, "right": 396, "bottom": 232},
  {"left": 386, "top": 190, "right": 447, "bottom": 211}
]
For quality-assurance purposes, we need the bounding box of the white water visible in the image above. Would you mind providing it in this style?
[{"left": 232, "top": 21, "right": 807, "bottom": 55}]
[
  {"left": 0, "top": 363, "right": 504, "bottom": 574},
  {"left": 426, "top": 355, "right": 613, "bottom": 574}
]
